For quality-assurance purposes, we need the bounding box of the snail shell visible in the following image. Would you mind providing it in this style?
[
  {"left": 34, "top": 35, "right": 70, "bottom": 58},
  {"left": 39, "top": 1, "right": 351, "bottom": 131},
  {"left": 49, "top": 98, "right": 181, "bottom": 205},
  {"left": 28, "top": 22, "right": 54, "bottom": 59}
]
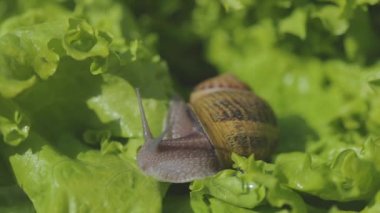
[{"left": 136, "top": 74, "right": 278, "bottom": 183}]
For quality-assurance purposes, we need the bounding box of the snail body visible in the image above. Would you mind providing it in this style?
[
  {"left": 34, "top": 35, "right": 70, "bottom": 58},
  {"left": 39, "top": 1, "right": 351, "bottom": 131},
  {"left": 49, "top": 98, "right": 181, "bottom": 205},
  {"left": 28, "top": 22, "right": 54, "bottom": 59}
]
[{"left": 136, "top": 74, "right": 278, "bottom": 183}]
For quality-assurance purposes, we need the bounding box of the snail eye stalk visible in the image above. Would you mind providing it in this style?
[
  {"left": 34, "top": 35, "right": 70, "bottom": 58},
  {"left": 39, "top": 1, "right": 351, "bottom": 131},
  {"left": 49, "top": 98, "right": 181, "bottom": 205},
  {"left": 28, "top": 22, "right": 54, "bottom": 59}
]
[{"left": 135, "top": 88, "right": 153, "bottom": 142}]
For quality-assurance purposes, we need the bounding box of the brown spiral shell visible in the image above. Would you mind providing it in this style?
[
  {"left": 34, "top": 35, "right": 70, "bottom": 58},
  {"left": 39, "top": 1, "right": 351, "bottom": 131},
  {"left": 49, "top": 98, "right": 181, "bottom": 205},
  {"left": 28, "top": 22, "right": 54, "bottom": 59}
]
[{"left": 189, "top": 74, "right": 278, "bottom": 166}]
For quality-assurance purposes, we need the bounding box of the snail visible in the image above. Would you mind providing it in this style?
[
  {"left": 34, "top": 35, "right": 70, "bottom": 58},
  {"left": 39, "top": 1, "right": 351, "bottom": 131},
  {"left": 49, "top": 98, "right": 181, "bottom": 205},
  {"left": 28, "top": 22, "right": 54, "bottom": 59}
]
[{"left": 136, "top": 74, "right": 278, "bottom": 183}]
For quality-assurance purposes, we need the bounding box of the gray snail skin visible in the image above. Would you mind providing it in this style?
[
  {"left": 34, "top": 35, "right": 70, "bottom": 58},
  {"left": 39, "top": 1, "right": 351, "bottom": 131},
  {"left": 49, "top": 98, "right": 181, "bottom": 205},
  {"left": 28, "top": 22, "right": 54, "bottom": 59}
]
[{"left": 136, "top": 74, "right": 278, "bottom": 183}]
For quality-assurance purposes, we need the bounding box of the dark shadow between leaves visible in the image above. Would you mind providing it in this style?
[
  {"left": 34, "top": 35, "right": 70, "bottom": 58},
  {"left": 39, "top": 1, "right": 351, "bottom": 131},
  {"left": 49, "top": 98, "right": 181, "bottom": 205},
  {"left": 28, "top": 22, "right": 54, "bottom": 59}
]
[
  {"left": 275, "top": 115, "right": 319, "bottom": 154},
  {"left": 162, "top": 183, "right": 193, "bottom": 213},
  {"left": 301, "top": 191, "right": 367, "bottom": 212}
]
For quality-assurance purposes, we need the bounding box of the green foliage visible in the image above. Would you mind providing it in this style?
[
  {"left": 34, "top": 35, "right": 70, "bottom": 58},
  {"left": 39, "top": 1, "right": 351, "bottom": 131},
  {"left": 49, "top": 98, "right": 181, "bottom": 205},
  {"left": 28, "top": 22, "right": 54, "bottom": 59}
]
[
  {"left": 1, "top": 0, "right": 380, "bottom": 212},
  {"left": 0, "top": 0, "right": 171, "bottom": 212}
]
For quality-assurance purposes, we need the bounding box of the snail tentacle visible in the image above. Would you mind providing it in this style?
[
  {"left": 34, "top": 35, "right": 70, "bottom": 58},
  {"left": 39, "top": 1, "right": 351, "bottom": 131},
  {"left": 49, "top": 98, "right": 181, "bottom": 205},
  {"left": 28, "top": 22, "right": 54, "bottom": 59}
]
[
  {"left": 136, "top": 88, "right": 171, "bottom": 151},
  {"left": 135, "top": 88, "right": 153, "bottom": 142}
]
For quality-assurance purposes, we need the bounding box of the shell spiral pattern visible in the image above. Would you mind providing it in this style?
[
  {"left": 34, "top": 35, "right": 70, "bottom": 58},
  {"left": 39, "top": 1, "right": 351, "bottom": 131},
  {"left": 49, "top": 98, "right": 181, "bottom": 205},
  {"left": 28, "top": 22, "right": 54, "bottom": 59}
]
[{"left": 190, "top": 74, "right": 278, "bottom": 166}]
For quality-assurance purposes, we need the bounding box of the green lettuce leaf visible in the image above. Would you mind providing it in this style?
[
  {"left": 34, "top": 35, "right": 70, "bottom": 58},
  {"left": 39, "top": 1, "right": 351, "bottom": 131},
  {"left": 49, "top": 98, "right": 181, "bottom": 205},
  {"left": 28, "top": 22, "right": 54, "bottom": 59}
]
[
  {"left": 362, "top": 191, "right": 380, "bottom": 213},
  {"left": 0, "top": 1, "right": 172, "bottom": 212},
  {"left": 275, "top": 140, "right": 380, "bottom": 201},
  {"left": 0, "top": 146, "right": 34, "bottom": 213},
  {"left": 87, "top": 61, "right": 170, "bottom": 139},
  {"left": 190, "top": 154, "right": 307, "bottom": 212},
  {"left": 279, "top": 8, "right": 307, "bottom": 39},
  {"left": 0, "top": 98, "right": 30, "bottom": 146},
  {"left": 10, "top": 142, "right": 164, "bottom": 213}
]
